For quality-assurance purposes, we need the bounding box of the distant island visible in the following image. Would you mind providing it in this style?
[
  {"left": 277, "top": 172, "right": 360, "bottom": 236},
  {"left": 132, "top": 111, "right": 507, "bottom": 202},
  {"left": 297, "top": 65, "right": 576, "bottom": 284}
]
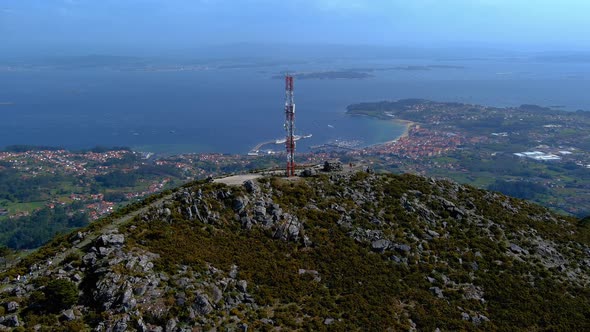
[
  {"left": 272, "top": 70, "right": 372, "bottom": 80},
  {"left": 391, "top": 65, "right": 464, "bottom": 71},
  {"left": 271, "top": 65, "right": 464, "bottom": 80},
  {"left": 344, "top": 65, "right": 465, "bottom": 72}
]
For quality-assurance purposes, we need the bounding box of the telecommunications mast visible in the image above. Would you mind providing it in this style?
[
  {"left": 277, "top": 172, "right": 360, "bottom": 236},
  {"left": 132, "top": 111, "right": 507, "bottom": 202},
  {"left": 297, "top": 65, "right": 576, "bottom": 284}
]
[{"left": 284, "top": 75, "right": 296, "bottom": 177}]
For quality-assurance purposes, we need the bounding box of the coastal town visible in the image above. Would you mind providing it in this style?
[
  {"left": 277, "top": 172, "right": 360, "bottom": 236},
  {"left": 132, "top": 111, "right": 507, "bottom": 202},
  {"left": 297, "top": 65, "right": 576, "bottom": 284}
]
[
  {"left": 0, "top": 146, "right": 333, "bottom": 228},
  {"left": 358, "top": 126, "right": 471, "bottom": 159},
  {"left": 0, "top": 149, "right": 171, "bottom": 221},
  {"left": 346, "top": 99, "right": 590, "bottom": 215},
  {"left": 0, "top": 149, "right": 133, "bottom": 177}
]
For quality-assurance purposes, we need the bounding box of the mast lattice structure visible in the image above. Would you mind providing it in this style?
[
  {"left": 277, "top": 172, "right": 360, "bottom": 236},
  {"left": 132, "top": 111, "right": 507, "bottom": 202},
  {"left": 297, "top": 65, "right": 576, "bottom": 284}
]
[{"left": 284, "top": 75, "right": 296, "bottom": 177}]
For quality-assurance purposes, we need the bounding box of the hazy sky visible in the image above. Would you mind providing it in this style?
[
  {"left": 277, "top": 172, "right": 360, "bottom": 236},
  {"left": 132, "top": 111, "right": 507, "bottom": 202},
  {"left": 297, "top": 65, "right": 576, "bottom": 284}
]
[{"left": 2, "top": 0, "right": 589, "bottom": 54}]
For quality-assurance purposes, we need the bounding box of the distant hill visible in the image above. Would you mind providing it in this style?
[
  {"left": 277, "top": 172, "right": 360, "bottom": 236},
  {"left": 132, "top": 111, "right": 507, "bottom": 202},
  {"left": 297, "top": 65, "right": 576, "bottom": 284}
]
[
  {"left": 0, "top": 171, "right": 588, "bottom": 330},
  {"left": 1, "top": 145, "right": 131, "bottom": 153}
]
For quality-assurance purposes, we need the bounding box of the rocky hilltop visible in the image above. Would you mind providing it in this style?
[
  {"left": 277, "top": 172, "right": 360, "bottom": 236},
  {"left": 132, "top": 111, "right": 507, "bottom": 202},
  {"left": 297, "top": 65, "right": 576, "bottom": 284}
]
[{"left": 0, "top": 171, "right": 589, "bottom": 331}]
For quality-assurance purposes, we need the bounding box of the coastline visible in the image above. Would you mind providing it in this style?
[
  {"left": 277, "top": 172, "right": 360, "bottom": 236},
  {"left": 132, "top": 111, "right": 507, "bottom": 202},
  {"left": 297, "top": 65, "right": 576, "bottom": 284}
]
[
  {"left": 382, "top": 119, "right": 416, "bottom": 144},
  {"left": 347, "top": 112, "right": 415, "bottom": 147},
  {"left": 359, "top": 118, "right": 416, "bottom": 150}
]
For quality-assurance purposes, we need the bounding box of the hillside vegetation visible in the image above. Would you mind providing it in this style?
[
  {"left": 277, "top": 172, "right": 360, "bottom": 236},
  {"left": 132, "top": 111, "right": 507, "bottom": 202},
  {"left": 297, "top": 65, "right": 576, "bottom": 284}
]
[{"left": 0, "top": 172, "right": 589, "bottom": 331}]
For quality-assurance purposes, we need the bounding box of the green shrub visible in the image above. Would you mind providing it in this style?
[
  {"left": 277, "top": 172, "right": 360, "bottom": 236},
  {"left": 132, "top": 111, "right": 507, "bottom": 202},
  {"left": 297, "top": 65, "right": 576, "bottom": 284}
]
[{"left": 44, "top": 279, "right": 78, "bottom": 312}]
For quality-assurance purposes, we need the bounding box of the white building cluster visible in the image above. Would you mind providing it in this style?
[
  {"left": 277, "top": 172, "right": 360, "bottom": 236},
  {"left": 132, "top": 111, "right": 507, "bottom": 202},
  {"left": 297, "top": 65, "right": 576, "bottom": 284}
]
[{"left": 513, "top": 151, "right": 561, "bottom": 161}]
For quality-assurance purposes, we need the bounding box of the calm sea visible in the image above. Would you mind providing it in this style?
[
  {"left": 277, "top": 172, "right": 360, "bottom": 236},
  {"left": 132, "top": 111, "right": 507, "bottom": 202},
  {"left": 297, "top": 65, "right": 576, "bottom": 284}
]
[{"left": 0, "top": 58, "right": 588, "bottom": 154}]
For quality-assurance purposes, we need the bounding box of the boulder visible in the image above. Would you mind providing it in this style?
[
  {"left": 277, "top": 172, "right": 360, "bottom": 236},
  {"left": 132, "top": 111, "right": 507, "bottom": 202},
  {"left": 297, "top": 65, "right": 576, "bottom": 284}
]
[
  {"left": 298, "top": 269, "right": 321, "bottom": 282},
  {"left": 472, "top": 314, "right": 490, "bottom": 325},
  {"left": 394, "top": 244, "right": 411, "bottom": 252},
  {"left": 509, "top": 243, "right": 529, "bottom": 255},
  {"left": 193, "top": 294, "right": 213, "bottom": 315},
  {"left": 229, "top": 264, "right": 239, "bottom": 279},
  {"left": 165, "top": 318, "right": 177, "bottom": 332},
  {"left": 11, "top": 286, "right": 25, "bottom": 297},
  {"left": 408, "top": 190, "right": 423, "bottom": 197},
  {"left": 94, "top": 274, "right": 122, "bottom": 310},
  {"left": 427, "top": 230, "right": 440, "bottom": 238},
  {"left": 462, "top": 284, "right": 485, "bottom": 302},
  {"left": 5, "top": 301, "right": 18, "bottom": 313},
  {"left": 211, "top": 285, "right": 223, "bottom": 304},
  {"left": 253, "top": 206, "right": 267, "bottom": 218},
  {"left": 120, "top": 286, "right": 136, "bottom": 310},
  {"left": 237, "top": 280, "right": 248, "bottom": 293},
  {"left": 70, "top": 231, "right": 85, "bottom": 243},
  {"left": 82, "top": 252, "right": 98, "bottom": 266},
  {"left": 300, "top": 168, "right": 317, "bottom": 177},
  {"left": 244, "top": 180, "right": 260, "bottom": 194},
  {"left": 98, "top": 247, "right": 113, "bottom": 257},
  {"left": 191, "top": 203, "right": 208, "bottom": 222},
  {"left": 0, "top": 315, "right": 19, "bottom": 327},
  {"left": 430, "top": 286, "right": 444, "bottom": 298},
  {"left": 233, "top": 197, "right": 249, "bottom": 213},
  {"left": 98, "top": 234, "right": 125, "bottom": 247},
  {"left": 61, "top": 309, "right": 76, "bottom": 321},
  {"left": 72, "top": 273, "right": 83, "bottom": 282},
  {"left": 217, "top": 190, "right": 230, "bottom": 200},
  {"left": 240, "top": 216, "right": 253, "bottom": 230},
  {"left": 175, "top": 293, "right": 186, "bottom": 306},
  {"left": 113, "top": 317, "right": 129, "bottom": 332},
  {"left": 260, "top": 318, "right": 275, "bottom": 325},
  {"left": 371, "top": 239, "right": 391, "bottom": 253},
  {"left": 323, "top": 160, "right": 343, "bottom": 172},
  {"left": 136, "top": 317, "right": 148, "bottom": 332},
  {"left": 273, "top": 217, "right": 302, "bottom": 241}
]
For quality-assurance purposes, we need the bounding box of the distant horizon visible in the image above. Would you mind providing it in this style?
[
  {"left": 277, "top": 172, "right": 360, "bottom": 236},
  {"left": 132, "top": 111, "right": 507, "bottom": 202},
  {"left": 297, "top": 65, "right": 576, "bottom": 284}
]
[
  {"left": 2, "top": 1, "right": 590, "bottom": 58},
  {"left": 4, "top": 42, "right": 590, "bottom": 61}
]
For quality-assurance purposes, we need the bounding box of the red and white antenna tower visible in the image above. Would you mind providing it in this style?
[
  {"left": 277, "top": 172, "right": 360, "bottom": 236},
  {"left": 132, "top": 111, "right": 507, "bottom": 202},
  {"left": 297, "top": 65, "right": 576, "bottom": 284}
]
[{"left": 284, "top": 75, "right": 296, "bottom": 177}]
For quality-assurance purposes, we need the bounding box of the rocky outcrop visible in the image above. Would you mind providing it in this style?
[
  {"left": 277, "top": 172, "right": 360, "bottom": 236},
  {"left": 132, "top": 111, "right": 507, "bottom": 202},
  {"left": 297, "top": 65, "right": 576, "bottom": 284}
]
[
  {"left": 323, "top": 160, "right": 343, "bottom": 172},
  {"left": 1, "top": 172, "right": 588, "bottom": 331},
  {"left": 300, "top": 168, "right": 317, "bottom": 177}
]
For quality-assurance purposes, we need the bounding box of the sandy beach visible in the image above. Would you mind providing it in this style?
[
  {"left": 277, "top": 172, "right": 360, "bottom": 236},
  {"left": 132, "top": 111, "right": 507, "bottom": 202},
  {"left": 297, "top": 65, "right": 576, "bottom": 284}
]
[
  {"left": 394, "top": 119, "right": 417, "bottom": 138},
  {"left": 379, "top": 119, "right": 417, "bottom": 145}
]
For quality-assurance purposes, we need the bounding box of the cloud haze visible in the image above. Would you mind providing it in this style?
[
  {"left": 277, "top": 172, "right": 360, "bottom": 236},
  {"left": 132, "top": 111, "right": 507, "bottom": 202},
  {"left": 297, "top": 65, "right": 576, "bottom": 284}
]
[{"left": 1, "top": 0, "right": 589, "bottom": 54}]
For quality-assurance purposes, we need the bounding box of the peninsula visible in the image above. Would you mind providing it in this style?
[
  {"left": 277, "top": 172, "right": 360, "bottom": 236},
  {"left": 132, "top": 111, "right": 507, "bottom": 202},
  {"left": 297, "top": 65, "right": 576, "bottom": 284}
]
[{"left": 346, "top": 99, "right": 590, "bottom": 216}]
